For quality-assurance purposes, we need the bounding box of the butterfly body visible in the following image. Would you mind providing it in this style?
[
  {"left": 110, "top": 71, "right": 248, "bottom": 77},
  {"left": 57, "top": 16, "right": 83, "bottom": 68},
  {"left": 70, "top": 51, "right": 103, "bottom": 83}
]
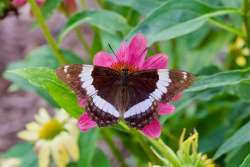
[
  {"left": 56, "top": 64, "right": 194, "bottom": 129},
  {"left": 121, "top": 68, "right": 129, "bottom": 86}
]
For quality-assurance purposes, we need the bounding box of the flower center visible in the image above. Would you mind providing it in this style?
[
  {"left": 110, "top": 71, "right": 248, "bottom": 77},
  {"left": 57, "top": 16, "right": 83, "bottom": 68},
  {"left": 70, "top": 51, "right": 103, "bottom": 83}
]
[
  {"left": 111, "top": 61, "right": 138, "bottom": 73},
  {"left": 39, "top": 119, "right": 64, "bottom": 140}
]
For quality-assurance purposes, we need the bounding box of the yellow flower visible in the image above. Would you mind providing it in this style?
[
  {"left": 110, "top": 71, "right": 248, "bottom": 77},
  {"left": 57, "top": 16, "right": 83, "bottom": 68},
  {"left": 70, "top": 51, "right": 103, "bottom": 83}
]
[
  {"left": 151, "top": 129, "right": 216, "bottom": 167},
  {"left": 236, "top": 56, "right": 247, "bottom": 66},
  {"left": 178, "top": 129, "right": 216, "bottom": 167},
  {"left": 18, "top": 108, "right": 79, "bottom": 167},
  {"left": 0, "top": 158, "right": 21, "bottom": 167}
]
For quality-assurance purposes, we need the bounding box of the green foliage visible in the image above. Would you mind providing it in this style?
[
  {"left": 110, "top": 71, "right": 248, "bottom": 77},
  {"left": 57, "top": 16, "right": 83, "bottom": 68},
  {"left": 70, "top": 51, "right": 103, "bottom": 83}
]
[
  {"left": 214, "top": 121, "right": 250, "bottom": 159},
  {"left": 78, "top": 129, "right": 99, "bottom": 167},
  {"left": 126, "top": 0, "right": 241, "bottom": 44},
  {"left": 240, "top": 154, "right": 250, "bottom": 167},
  {"left": 41, "top": 0, "right": 62, "bottom": 18},
  {"left": 59, "top": 10, "right": 130, "bottom": 44},
  {"left": 187, "top": 68, "right": 250, "bottom": 92},
  {"left": 6, "top": 67, "right": 83, "bottom": 118},
  {"left": 92, "top": 148, "right": 111, "bottom": 167},
  {"left": 2, "top": 0, "right": 250, "bottom": 166},
  {"left": 4, "top": 45, "right": 82, "bottom": 107},
  {"left": 2, "top": 143, "right": 38, "bottom": 167}
]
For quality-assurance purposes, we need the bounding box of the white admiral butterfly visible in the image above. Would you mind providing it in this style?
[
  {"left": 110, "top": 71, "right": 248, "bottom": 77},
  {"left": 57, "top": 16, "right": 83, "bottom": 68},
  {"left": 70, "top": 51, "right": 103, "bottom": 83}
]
[{"left": 56, "top": 64, "right": 194, "bottom": 129}]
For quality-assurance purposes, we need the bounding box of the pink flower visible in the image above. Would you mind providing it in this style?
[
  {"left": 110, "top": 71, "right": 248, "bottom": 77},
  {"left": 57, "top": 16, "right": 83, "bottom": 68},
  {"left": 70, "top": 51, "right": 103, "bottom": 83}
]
[
  {"left": 63, "top": 0, "right": 77, "bottom": 13},
  {"left": 12, "top": 0, "right": 46, "bottom": 7},
  {"left": 78, "top": 33, "right": 179, "bottom": 138}
]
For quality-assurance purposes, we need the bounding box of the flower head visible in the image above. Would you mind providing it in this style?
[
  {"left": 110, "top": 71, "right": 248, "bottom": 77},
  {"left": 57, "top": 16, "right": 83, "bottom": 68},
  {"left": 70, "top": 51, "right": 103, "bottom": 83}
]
[
  {"left": 0, "top": 158, "right": 21, "bottom": 167},
  {"left": 18, "top": 108, "right": 79, "bottom": 167},
  {"left": 12, "top": 0, "right": 46, "bottom": 7},
  {"left": 151, "top": 130, "right": 216, "bottom": 167},
  {"left": 61, "top": 0, "right": 77, "bottom": 14},
  {"left": 78, "top": 33, "right": 179, "bottom": 138}
]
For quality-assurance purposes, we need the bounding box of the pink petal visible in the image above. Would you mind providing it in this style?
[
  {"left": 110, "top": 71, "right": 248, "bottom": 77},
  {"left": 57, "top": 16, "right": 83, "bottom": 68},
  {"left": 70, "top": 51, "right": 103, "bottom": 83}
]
[
  {"left": 143, "top": 53, "right": 168, "bottom": 69},
  {"left": 93, "top": 51, "right": 115, "bottom": 67},
  {"left": 78, "top": 112, "right": 97, "bottom": 132},
  {"left": 159, "top": 103, "right": 175, "bottom": 115},
  {"left": 142, "top": 119, "right": 161, "bottom": 138},
  {"left": 128, "top": 33, "right": 148, "bottom": 68},
  {"left": 116, "top": 42, "right": 128, "bottom": 62},
  {"left": 172, "top": 92, "right": 183, "bottom": 101},
  {"left": 78, "top": 98, "right": 87, "bottom": 107},
  {"left": 12, "top": 0, "right": 27, "bottom": 7},
  {"left": 63, "top": 0, "right": 77, "bottom": 13},
  {"left": 36, "top": 0, "right": 46, "bottom": 6}
]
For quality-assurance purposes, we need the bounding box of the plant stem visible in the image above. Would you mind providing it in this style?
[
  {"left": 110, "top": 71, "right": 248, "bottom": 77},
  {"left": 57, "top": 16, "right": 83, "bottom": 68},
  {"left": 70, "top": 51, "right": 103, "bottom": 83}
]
[
  {"left": 74, "top": 27, "right": 90, "bottom": 59},
  {"left": 27, "top": 0, "right": 66, "bottom": 65},
  {"left": 80, "top": 0, "right": 88, "bottom": 9},
  {"left": 150, "top": 139, "right": 182, "bottom": 167},
  {"left": 101, "top": 129, "right": 129, "bottom": 167},
  {"left": 171, "top": 39, "right": 178, "bottom": 68},
  {"left": 118, "top": 122, "right": 159, "bottom": 163},
  {"left": 243, "top": 0, "right": 250, "bottom": 48},
  {"left": 63, "top": 9, "right": 90, "bottom": 63},
  {"left": 208, "top": 18, "right": 244, "bottom": 37}
]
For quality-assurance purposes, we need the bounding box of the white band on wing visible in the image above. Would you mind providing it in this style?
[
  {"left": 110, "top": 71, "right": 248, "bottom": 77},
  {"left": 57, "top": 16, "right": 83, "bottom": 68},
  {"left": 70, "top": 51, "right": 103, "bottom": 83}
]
[
  {"left": 78, "top": 65, "right": 120, "bottom": 118},
  {"left": 124, "top": 69, "right": 171, "bottom": 118}
]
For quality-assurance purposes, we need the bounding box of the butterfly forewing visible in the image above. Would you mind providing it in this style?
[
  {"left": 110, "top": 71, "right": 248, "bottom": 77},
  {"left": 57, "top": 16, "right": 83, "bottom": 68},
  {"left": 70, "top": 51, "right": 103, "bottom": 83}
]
[
  {"left": 158, "top": 69, "right": 194, "bottom": 102},
  {"left": 56, "top": 64, "right": 87, "bottom": 99},
  {"left": 123, "top": 69, "right": 194, "bottom": 128},
  {"left": 56, "top": 65, "right": 120, "bottom": 127}
]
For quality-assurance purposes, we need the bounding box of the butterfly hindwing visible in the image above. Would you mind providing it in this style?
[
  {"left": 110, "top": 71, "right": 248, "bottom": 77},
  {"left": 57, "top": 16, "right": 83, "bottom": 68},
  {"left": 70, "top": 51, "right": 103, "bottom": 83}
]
[
  {"left": 158, "top": 69, "right": 194, "bottom": 102},
  {"left": 86, "top": 97, "right": 118, "bottom": 127}
]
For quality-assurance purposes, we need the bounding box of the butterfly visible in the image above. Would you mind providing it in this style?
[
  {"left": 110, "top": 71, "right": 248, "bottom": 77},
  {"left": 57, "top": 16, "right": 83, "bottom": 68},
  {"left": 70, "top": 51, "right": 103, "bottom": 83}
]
[{"left": 56, "top": 64, "right": 194, "bottom": 129}]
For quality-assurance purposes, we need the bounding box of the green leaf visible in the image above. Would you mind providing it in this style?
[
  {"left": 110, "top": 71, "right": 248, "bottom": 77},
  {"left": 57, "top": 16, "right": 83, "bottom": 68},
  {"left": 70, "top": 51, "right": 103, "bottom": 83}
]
[
  {"left": 2, "top": 143, "right": 38, "bottom": 167},
  {"left": 100, "top": 31, "right": 122, "bottom": 51},
  {"left": 225, "top": 143, "right": 250, "bottom": 167},
  {"left": 78, "top": 129, "right": 99, "bottom": 167},
  {"left": 0, "top": 0, "right": 11, "bottom": 18},
  {"left": 240, "top": 154, "right": 250, "bottom": 167},
  {"left": 160, "top": 88, "right": 219, "bottom": 123},
  {"left": 3, "top": 46, "right": 82, "bottom": 107},
  {"left": 90, "top": 30, "right": 103, "bottom": 60},
  {"left": 174, "top": 30, "right": 232, "bottom": 72},
  {"left": 20, "top": 150, "right": 38, "bottom": 167},
  {"left": 126, "top": 0, "right": 241, "bottom": 45},
  {"left": 92, "top": 148, "right": 111, "bottom": 167},
  {"left": 107, "top": 0, "right": 164, "bottom": 15},
  {"left": 59, "top": 10, "right": 130, "bottom": 44},
  {"left": 235, "top": 80, "right": 250, "bottom": 102},
  {"left": 214, "top": 121, "right": 250, "bottom": 159},
  {"left": 2, "top": 143, "right": 33, "bottom": 158},
  {"left": 187, "top": 68, "right": 250, "bottom": 92},
  {"left": 41, "top": 0, "right": 62, "bottom": 19},
  {"left": 6, "top": 67, "right": 83, "bottom": 118}
]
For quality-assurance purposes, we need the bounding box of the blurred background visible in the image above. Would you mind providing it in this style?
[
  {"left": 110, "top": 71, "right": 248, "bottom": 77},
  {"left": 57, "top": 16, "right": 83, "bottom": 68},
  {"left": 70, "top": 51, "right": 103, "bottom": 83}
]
[{"left": 0, "top": 0, "right": 250, "bottom": 167}]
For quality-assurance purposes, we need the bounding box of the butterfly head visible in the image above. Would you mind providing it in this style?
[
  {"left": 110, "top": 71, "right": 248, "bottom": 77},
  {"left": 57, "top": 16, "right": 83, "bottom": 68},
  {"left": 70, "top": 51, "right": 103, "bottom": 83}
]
[{"left": 111, "top": 62, "right": 138, "bottom": 73}]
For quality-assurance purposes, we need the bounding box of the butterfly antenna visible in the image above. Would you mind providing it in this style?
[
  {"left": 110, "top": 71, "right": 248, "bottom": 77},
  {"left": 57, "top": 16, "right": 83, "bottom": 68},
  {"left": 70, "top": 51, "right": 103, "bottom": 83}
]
[{"left": 108, "top": 43, "right": 121, "bottom": 62}]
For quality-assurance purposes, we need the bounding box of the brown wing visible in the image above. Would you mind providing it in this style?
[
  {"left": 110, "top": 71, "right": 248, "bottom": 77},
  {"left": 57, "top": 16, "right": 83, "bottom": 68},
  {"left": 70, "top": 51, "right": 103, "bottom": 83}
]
[
  {"left": 56, "top": 64, "right": 86, "bottom": 99},
  {"left": 159, "top": 69, "right": 194, "bottom": 102},
  {"left": 56, "top": 65, "right": 121, "bottom": 127},
  {"left": 124, "top": 69, "right": 194, "bottom": 129}
]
